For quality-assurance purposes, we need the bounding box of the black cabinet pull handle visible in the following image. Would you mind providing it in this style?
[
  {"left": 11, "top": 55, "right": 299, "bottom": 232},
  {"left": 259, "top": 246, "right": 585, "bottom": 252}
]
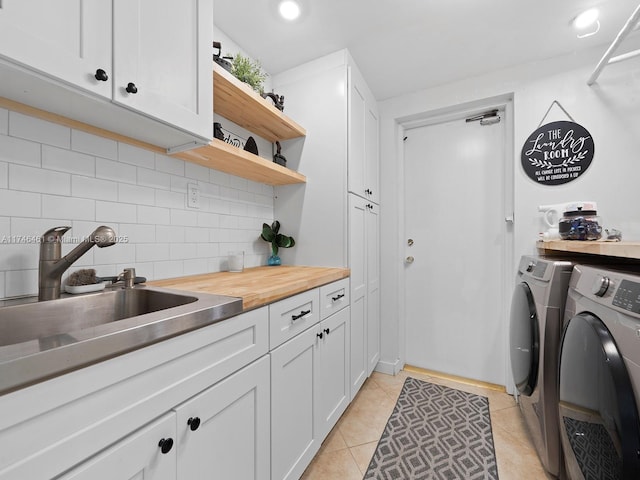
[
  {"left": 126, "top": 82, "right": 138, "bottom": 94},
  {"left": 316, "top": 331, "right": 323, "bottom": 339},
  {"left": 324, "top": 328, "right": 330, "bottom": 335},
  {"left": 331, "top": 293, "right": 345, "bottom": 302},
  {"left": 158, "top": 438, "right": 174, "bottom": 454},
  {"left": 94, "top": 68, "right": 108, "bottom": 81},
  {"left": 187, "top": 417, "right": 201, "bottom": 431},
  {"left": 291, "top": 309, "right": 311, "bottom": 321}
]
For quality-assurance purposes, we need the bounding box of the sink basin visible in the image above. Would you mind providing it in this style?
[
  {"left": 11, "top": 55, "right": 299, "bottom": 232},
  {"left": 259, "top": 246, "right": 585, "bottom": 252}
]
[
  {"left": 0, "top": 285, "right": 242, "bottom": 395},
  {"left": 0, "top": 288, "right": 198, "bottom": 347}
]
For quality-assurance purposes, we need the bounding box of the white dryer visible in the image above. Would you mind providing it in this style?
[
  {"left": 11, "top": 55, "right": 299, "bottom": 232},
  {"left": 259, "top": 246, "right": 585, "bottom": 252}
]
[
  {"left": 559, "top": 264, "right": 640, "bottom": 479},
  {"left": 509, "top": 255, "right": 575, "bottom": 478}
]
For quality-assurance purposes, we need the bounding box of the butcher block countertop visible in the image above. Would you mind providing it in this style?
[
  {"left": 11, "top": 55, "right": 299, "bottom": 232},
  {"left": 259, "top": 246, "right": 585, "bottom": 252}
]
[{"left": 149, "top": 266, "right": 350, "bottom": 311}]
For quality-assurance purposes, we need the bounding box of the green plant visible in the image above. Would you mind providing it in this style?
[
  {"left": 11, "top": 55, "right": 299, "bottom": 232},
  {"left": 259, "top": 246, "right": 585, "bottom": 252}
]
[
  {"left": 261, "top": 221, "right": 295, "bottom": 257},
  {"left": 231, "top": 53, "right": 267, "bottom": 94}
]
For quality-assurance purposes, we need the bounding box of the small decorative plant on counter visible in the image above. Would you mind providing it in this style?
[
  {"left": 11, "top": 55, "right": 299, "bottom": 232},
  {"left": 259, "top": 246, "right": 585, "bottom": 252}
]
[
  {"left": 231, "top": 53, "right": 267, "bottom": 94},
  {"left": 261, "top": 221, "right": 295, "bottom": 266}
]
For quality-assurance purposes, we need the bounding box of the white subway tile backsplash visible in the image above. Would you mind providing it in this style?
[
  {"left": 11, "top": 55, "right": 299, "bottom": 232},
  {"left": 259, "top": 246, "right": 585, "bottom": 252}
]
[
  {"left": 185, "top": 162, "right": 209, "bottom": 181},
  {"left": 0, "top": 135, "right": 41, "bottom": 167},
  {"left": 72, "top": 175, "right": 118, "bottom": 200},
  {"left": 119, "top": 183, "right": 155, "bottom": 206},
  {"left": 9, "top": 164, "right": 71, "bottom": 196},
  {"left": 0, "top": 189, "right": 41, "bottom": 218},
  {"left": 155, "top": 154, "right": 184, "bottom": 176},
  {"left": 96, "top": 157, "right": 137, "bottom": 184},
  {"left": 0, "top": 109, "right": 274, "bottom": 299},
  {"left": 137, "top": 168, "right": 171, "bottom": 190},
  {"left": 72, "top": 130, "right": 117, "bottom": 160},
  {"left": 137, "top": 205, "right": 170, "bottom": 225},
  {"left": 42, "top": 145, "right": 95, "bottom": 176},
  {"left": 118, "top": 142, "right": 155, "bottom": 169},
  {"left": 96, "top": 201, "right": 138, "bottom": 224},
  {"left": 10, "top": 112, "right": 70, "bottom": 149},
  {"left": 136, "top": 243, "right": 170, "bottom": 262}
]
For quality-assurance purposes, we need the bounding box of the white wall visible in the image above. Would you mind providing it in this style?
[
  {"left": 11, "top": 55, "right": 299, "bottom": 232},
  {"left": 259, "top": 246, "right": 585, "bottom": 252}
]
[
  {"left": 0, "top": 108, "right": 275, "bottom": 299},
  {"left": 378, "top": 44, "right": 640, "bottom": 377}
]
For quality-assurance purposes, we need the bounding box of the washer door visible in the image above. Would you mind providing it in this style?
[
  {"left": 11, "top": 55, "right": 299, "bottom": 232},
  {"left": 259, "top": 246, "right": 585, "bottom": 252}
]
[
  {"left": 559, "top": 313, "right": 640, "bottom": 480},
  {"left": 509, "top": 282, "right": 539, "bottom": 396}
]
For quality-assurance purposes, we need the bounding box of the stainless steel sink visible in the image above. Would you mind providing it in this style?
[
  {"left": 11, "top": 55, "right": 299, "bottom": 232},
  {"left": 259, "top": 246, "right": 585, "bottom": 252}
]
[{"left": 0, "top": 285, "right": 243, "bottom": 395}]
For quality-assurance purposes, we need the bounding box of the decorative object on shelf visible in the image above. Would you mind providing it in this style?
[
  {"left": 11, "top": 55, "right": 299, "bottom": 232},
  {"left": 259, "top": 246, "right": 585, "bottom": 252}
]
[
  {"left": 230, "top": 53, "right": 267, "bottom": 94},
  {"left": 273, "top": 141, "right": 287, "bottom": 167},
  {"left": 212, "top": 41, "right": 233, "bottom": 73},
  {"left": 604, "top": 228, "right": 622, "bottom": 241},
  {"left": 260, "top": 220, "right": 295, "bottom": 266},
  {"left": 262, "top": 91, "right": 285, "bottom": 111},
  {"left": 521, "top": 100, "right": 594, "bottom": 186},
  {"left": 213, "top": 122, "right": 225, "bottom": 141},
  {"left": 558, "top": 201, "right": 602, "bottom": 240},
  {"left": 244, "top": 136, "right": 259, "bottom": 155}
]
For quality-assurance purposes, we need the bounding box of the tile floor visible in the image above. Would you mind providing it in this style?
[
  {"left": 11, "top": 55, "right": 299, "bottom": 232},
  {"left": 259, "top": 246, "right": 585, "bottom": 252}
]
[{"left": 301, "top": 369, "right": 553, "bottom": 480}]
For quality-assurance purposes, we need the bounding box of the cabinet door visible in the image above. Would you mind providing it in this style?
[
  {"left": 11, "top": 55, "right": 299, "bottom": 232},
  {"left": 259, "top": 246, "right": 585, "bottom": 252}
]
[
  {"left": 271, "top": 326, "right": 321, "bottom": 480},
  {"left": 365, "top": 104, "right": 380, "bottom": 204},
  {"left": 366, "top": 204, "right": 380, "bottom": 374},
  {"left": 113, "top": 0, "right": 212, "bottom": 139},
  {"left": 58, "top": 413, "right": 176, "bottom": 480},
  {"left": 348, "top": 194, "right": 367, "bottom": 399},
  {"left": 317, "top": 307, "right": 350, "bottom": 439},
  {"left": 348, "top": 66, "right": 367, "bottom": 199},
  {"left": 0, "top": 0, "right": 111, "bottom": 98},
  {"left": 175, "top": 356, "right": 270, "bottom": 480}
]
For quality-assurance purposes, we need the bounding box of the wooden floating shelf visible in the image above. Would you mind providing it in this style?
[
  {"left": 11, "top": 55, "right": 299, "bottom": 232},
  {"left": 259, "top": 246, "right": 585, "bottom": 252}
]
[
  {"left": 173, "top": 138, "right": 306, "bottom": 186},
  {"left": 537, "top": 240, "right": 640, "bottom": 260},
  {"left": 213, "top": 63, "right": 306, "bottom": 142}
]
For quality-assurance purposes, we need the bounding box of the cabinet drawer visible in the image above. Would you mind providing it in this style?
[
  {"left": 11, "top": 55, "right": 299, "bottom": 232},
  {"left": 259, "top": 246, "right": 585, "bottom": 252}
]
[
  {"left": 319, "top": 279, "right": 350, "bottom": 320},
  {"left": 269, "top": 289, "right": 320, "bottom": 349}
]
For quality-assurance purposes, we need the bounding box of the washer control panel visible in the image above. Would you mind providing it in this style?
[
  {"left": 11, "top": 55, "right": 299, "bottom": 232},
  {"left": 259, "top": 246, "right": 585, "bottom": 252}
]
[{"left": 612, "top": 279, "right": 640, "bottom": 314}]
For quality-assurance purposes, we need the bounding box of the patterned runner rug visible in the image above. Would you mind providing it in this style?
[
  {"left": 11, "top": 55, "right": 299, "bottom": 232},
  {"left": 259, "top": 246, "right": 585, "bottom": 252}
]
[{"left": 364, "top": 377, "right": 499, "bottom": 480}]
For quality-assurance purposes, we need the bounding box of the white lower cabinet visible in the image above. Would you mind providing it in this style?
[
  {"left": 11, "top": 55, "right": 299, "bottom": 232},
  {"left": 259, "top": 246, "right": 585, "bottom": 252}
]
[
  {"left": 59, "top": 412, "right": 177, "bottom": 480},
  {"left": 175, "top": 355, "right": 270, "bottom": 480},
  {"left": 270, "top": 283, "right": 350, "bottom": 480}
]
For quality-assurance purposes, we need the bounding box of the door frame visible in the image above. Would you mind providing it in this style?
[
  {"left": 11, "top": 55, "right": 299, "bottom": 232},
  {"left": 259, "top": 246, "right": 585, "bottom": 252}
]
[{"left": 395, "top": 94, "right": 515, "bottom": 392}]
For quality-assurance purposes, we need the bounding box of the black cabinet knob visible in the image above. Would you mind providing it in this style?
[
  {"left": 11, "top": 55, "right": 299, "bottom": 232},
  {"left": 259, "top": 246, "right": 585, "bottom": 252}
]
[
  {"left": 158, "top": 438, "right": 174, "bottom": 454},
  {"left": 126, "top": 82, "right": 138, "bottom": 94},
  {"left": 324, "top": 328, "right": 330, "bottom": 335},
  {"left": 317, "top": 331, "right": 323, "bottom": 339},
  {"left": 187, "top": 417, "right": 201, "bottom": 431},
  {"left": 94, "top": 68, "right": 108, "bottom": 81}
]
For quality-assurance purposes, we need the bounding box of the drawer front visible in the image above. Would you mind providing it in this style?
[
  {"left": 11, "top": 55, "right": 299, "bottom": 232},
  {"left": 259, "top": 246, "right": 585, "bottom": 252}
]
[
  {"left": 269, "top": 289, "right": 320, "bottom": 349},
  {"left": 319, "top": 278, "right": 350, "bottom": 320}
]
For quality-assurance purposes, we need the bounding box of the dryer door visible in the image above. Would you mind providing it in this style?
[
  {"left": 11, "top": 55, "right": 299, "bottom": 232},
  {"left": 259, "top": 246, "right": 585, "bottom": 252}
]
[
  {"left": 509, "top": 282, "right": 539, "bottom": 396},
  {"left": 559, "top": 312, "right": 640, "bottom": 480}
]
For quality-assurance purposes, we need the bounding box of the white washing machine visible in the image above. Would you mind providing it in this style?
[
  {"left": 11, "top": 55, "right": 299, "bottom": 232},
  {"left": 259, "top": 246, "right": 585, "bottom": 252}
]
[
  {"left": 559, "top": 264, "right": 640, "bottom": 479},
  {"left": 509, "top": 255, "right": 575, "bottom": 478}
]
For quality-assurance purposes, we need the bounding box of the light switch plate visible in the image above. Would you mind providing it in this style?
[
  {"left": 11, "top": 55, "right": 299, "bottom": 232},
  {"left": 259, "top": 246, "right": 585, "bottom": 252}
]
[{"left": 187, "top": 183, "right": 200, "bottom": 209}]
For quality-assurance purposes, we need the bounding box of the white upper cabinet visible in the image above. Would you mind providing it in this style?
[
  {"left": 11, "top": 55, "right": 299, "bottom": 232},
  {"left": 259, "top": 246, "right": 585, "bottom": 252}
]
[
  {"left": 0, "top": 0, "right": 213, "bottom": 149},
  {"left": 112, "top": 0, "right": 212, "bottom": 140},
  {"left": 0, "top": 1, "right": 112, "bottom": 98}
]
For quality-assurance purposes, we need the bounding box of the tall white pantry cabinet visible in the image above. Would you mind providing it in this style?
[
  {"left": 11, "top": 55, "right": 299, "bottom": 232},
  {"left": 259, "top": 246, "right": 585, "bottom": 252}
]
[{"left": 273, "top": 49, "right": 380, "bottom": 400}]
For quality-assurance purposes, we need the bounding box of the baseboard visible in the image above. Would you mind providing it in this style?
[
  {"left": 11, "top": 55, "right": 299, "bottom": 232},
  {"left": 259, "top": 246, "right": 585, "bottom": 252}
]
[
  {"left": 374, "top": 358, "right": 402, "bottom": 376},
  {"left": 403, "top": 364, "right": 506, "bottom": 393}
]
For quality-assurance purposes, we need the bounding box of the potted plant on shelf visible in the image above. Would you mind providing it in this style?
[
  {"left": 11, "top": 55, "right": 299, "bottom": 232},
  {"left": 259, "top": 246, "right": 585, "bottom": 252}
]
[
  {"left": 231, "top": 53, "right": 267, "bottom": 94},
  {"left": 261, "top": 221, "right": 295, "bottom": 266}
]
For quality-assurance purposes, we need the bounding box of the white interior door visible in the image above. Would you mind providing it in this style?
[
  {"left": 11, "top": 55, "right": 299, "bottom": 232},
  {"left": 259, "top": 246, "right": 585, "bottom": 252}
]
[{"left": 403, "top": 110, "right": 508, "bottom": 385}]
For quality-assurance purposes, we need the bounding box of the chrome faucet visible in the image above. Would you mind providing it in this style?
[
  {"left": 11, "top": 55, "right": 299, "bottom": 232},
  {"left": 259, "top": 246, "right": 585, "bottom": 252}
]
[{"left": 38, "top": 226, "right": 117, "bottom": 301}]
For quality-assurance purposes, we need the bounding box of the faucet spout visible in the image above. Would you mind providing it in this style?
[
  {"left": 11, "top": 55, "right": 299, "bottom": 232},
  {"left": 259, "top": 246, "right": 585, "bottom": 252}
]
[{"left": 38, "top": 226, "right": 117, "bottom": 301}]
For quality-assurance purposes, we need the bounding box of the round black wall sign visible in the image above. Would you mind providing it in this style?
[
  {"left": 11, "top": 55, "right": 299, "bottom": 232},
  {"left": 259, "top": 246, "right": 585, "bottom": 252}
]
[{"left": 520, "top": 120, "right": 594, "bottom": 186}]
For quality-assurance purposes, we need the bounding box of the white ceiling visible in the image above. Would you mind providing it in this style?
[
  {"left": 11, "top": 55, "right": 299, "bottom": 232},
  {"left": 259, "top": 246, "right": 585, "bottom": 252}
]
[{"left": 214, "top": 0, "right": 640, "bottom": 100}]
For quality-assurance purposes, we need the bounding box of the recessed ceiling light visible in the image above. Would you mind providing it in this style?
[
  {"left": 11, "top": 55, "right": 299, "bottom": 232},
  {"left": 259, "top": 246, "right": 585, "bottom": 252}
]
[
  {"left": 573, "top": 8, "right": 599, "bottom": 29},
  {"left": 279, "top": 0, "right": 301, "bottom": 21}
]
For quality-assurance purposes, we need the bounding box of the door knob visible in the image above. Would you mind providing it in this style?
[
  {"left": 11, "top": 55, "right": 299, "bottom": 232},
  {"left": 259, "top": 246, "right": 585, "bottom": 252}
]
[
  {"left": 407, "top": 239, "right": 414, "bottom": 246},
  {"left": 125, "top": 82, "right": 138, "bottom": 94},
  {"left": 405, "top": 256, "right": 414, "bottom": 264},
  {"left": 94, "top": 69, "right": 108, "bottom": 81}
]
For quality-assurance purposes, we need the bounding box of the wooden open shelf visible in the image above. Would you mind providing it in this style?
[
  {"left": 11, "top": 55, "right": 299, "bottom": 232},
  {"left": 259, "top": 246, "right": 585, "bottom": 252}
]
[
  {"left": 174, "top": 138, "right": 306, "bottom": 185},
  {"left": 537, "top": 240, "right": 640, "bottom": 260},
  {"left": 213, "top": 63, "right": 306, "bottom": 142}
]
